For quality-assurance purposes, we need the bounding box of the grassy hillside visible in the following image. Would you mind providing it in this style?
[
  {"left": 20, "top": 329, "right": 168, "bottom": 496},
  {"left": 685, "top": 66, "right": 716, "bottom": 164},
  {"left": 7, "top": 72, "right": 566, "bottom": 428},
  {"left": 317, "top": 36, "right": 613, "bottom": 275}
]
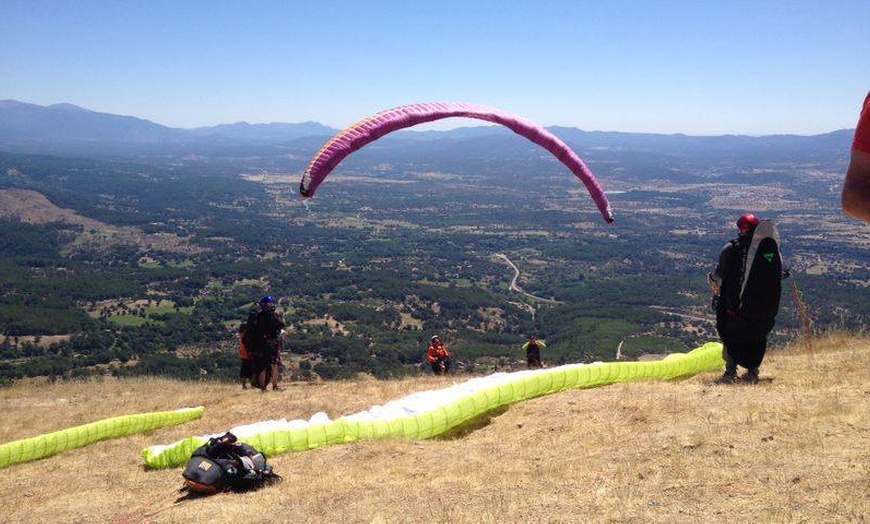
[{"left": 0, "top": 333, "right": 867, "bottom": 522}]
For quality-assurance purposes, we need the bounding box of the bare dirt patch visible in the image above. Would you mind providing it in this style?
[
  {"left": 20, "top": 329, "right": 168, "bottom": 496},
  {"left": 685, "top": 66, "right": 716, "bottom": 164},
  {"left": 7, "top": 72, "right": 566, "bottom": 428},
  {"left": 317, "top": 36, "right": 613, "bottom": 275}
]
[
  {"left": 0, "top": 334, "right": 73, "bottom": 348},
  {"left": 0, "top": 188, "right": 104, "bottom": 228},
  {"left": 398, "top": 311, "right": 423, "bottom": 330},
  {"left": 303, "top": 315, "right": 351, "bottom": 336},
  {"left": 0, "top": 188, "right": 204, "bottom": 255}
]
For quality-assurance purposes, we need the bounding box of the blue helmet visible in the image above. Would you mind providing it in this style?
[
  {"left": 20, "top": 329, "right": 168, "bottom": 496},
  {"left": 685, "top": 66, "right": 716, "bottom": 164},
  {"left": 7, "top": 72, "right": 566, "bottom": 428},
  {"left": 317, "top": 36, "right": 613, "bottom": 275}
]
[{"left": 260, "top": 295, "right": 274, "bottom": 306}]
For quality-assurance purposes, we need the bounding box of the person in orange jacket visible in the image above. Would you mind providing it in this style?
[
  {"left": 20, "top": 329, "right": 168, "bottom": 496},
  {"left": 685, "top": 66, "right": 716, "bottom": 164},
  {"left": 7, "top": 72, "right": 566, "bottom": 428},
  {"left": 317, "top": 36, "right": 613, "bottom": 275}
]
[
  {"left": 237, "top": 322, "right": 252, "bottom": 390},
  {"left": 426, "top": 335, "right": 452, "bottom": 375}
]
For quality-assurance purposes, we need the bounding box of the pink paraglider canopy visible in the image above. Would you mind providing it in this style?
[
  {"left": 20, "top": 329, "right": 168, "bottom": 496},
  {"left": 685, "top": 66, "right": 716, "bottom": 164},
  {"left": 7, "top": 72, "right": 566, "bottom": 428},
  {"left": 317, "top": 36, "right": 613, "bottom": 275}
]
[{"left": 299, "top": 102, "right": 614, "bottom": 223}]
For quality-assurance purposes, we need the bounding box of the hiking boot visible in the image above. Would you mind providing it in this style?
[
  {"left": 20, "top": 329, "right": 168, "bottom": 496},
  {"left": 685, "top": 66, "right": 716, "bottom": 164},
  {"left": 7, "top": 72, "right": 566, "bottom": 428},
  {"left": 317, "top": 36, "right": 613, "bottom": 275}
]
[
  {"left": 742, "top": 368, "right": 759, "bottom": 384},
  {"left": 715, "top": 358, "right": 739, "bottom": 385},
  {"left": 715, "top": 370, "right": 738, "bottom": 384},
  {"left": 272, "top": 384, "right": 281, "bottom": 391}
]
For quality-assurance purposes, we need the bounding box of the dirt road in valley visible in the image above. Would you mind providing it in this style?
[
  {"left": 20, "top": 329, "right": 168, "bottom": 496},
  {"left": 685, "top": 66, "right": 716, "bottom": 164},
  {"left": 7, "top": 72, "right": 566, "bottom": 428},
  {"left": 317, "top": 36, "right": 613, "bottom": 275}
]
[
  {"left": 648, "top": 305, "right": 715, "bottom": 323},
  {"left": 493, "top": 253, "right": 560, "bottom": 304}
]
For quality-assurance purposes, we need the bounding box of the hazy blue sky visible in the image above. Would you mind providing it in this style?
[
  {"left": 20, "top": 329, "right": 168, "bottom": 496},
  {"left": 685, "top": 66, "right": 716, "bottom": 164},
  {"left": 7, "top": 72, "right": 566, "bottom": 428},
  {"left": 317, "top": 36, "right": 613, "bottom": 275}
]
[{"left": 1, "top": 0, "right": 867, "bottom": 134}]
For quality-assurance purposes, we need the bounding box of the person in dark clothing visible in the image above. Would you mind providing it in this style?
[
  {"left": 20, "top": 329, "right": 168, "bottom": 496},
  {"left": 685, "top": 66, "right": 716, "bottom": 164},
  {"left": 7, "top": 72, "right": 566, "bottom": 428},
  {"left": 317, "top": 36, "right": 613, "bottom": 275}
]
[
  {"left": 245, "top": 296, "right": 285, "bottom": 391},
  {"left": 522, "top": 334, "right": 546, "bottom": 369},
  {"left": 708, "top": 213, "right": 775, "bottom": 384}
]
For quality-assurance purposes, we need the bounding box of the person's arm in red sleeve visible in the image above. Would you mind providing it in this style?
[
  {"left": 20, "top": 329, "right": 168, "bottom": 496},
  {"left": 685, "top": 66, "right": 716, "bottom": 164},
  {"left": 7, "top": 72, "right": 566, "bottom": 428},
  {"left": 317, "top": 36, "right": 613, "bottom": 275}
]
[{"left": 843, "top": 91, "right": 870, "bottom": 221}]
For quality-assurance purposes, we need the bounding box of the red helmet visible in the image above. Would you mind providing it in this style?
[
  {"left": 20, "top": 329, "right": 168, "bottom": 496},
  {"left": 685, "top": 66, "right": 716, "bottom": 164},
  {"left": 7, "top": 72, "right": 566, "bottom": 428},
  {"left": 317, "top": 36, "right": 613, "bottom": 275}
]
[{"left": 736, "top": 213, "right": 760, "bottom": 234}]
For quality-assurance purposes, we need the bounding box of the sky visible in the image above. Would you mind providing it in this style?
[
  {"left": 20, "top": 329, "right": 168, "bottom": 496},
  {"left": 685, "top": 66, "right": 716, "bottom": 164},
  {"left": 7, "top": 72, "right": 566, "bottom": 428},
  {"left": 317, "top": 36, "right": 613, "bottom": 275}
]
[{"left": 1, "top": 0, "right": 868, "bottom": 135}]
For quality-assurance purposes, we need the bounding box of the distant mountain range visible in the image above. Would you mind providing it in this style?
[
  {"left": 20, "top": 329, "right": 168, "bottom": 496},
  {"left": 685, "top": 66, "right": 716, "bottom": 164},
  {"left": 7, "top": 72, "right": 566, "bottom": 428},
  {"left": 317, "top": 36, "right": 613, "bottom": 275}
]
[
  {"left": 0, "top": 100, "right": 188, "bottom": 143},
  {"left": 0, "top": 99, "right": 855, "bottom": 161},
  {"left": 0, "top": 100, "right": 338, "bottom": 144}
]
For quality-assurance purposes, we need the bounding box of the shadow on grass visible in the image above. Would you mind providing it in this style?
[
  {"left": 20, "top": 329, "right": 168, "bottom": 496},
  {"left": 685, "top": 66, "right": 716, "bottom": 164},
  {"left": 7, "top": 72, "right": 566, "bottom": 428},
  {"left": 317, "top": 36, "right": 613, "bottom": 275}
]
[{"left": 434, "top": 405, "right": 511, "bottom": 440}]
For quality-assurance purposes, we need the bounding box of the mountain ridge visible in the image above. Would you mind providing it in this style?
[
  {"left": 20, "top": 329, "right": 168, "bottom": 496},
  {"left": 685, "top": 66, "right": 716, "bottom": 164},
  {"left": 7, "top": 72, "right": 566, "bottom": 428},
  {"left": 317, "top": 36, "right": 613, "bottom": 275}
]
[{"left": 0, "top": 99, "right": 855, "bottom": 146}]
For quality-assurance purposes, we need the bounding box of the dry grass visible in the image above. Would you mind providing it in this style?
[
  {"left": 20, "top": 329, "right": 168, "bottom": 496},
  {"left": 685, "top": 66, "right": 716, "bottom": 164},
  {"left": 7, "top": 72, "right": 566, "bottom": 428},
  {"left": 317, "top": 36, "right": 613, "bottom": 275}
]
[{"left": 1, "top": 334, "right": 868, "bottom": 523}]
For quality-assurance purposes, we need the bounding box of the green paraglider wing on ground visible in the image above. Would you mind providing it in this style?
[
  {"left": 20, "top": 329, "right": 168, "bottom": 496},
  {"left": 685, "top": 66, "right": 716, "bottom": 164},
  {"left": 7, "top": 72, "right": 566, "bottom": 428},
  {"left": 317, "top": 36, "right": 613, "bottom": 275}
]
[
  {"left": 142, "top": 343, "right": 723, "bottom": 469},
  {"left": 0, "top": 406, "right": 204, "bottom": 469}
]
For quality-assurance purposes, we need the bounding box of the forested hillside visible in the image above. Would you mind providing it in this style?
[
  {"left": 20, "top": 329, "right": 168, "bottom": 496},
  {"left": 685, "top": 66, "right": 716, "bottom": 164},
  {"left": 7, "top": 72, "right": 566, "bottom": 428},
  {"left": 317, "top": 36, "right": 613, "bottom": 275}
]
[{"left": 0, "top": 123, "right": 867, "bottom": 382}]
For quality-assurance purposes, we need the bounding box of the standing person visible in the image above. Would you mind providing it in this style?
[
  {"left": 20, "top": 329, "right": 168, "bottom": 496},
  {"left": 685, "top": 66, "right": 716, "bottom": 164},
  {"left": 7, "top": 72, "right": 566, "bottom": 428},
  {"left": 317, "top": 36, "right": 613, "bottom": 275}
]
[
  {"left": 842, "top": 90, "right": 870, "bottom": 222},
  {"left": 237, "top": 322, "right": 252, "bottom": 390},
  {"left": 521, "top": 334, "right": 546, "bottom": 369},
  {"left": 426, "top": 335, "right": 452, "bottom": 375},
  {"left": 246, "top": 296, "right": 285, "bottom": 391},
  {"left": 708, "top": 214, "right": 783, "bottom": 384}
]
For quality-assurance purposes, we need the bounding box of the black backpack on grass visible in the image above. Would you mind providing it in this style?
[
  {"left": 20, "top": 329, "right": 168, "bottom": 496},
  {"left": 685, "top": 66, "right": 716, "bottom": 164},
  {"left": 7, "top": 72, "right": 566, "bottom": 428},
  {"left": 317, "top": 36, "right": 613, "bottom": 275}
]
[{"left": 181, "top": 432, "right": 280, "bottom": 495}]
